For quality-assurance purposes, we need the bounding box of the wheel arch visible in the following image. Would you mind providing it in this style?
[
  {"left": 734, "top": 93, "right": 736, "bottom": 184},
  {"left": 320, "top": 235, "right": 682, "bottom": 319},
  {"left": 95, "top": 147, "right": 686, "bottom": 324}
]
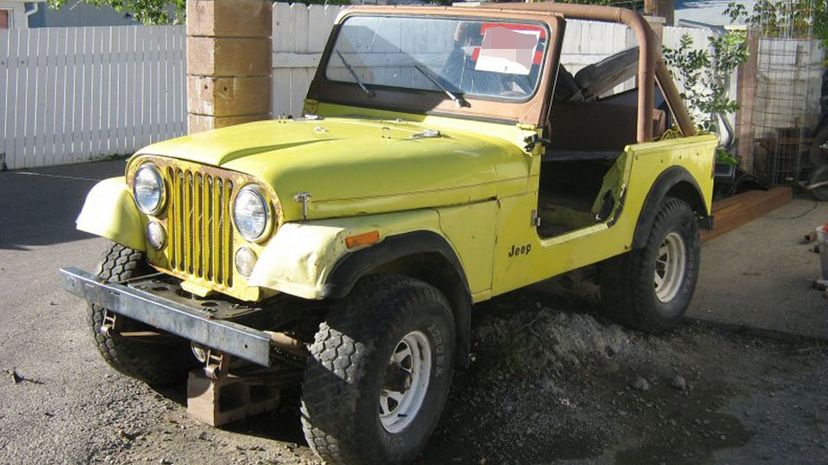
[
  {"left": 632, "top": 166, "right": 711, "bottom": 250},
  {"left": 324, "top": 230, "right": 472, "bottom": 368}
]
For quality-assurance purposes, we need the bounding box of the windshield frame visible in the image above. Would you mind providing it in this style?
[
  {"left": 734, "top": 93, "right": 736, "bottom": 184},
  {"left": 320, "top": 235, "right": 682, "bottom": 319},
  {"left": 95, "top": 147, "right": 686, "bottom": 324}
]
[{"left": 306, "top": 7, "right": 564, "bottom": 126}]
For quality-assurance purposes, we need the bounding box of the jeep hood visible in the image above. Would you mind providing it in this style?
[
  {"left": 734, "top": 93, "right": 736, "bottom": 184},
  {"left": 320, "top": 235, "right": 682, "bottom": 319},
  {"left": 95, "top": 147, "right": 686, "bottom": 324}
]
[{"left": 136, "top": 118, "right": 531, "bottom": 221}]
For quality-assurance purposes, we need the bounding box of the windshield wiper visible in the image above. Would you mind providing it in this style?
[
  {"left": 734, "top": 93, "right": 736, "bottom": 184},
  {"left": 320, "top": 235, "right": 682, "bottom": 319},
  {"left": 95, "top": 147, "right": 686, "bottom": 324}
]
[
  {"left": 414, "top": 65, "right": 468, "bottom": 108},
  {"left": 336, "top": 50, "right": 374, "bottom": 98}
]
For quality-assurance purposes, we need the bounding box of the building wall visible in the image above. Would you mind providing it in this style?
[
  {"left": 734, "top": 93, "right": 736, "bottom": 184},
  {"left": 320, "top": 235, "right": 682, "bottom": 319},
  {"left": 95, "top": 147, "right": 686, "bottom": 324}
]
[
  {"left": 27, "top": 2, "right": 138, "bottom": 27},
  {"left": 675, "top": 0, "right": 755, "bottom": 26}
]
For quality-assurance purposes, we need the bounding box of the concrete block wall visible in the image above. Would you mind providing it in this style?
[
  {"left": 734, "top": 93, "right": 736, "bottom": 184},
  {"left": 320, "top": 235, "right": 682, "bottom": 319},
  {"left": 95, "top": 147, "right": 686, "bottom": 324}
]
[{"left": 186, "top": 0, "right": 272, "bottom": 134}]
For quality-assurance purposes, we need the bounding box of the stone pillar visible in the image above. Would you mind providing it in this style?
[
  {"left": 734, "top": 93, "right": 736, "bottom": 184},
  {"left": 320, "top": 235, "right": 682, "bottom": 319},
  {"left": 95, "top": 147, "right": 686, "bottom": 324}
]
[{"left": 186, "top": 0, "right": 272, "bottom": 134}]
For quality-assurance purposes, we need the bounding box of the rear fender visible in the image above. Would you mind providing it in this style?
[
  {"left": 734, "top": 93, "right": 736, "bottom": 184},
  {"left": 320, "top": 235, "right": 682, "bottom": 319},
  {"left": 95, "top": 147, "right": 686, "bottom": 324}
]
[
  {"left": 76, "top": 177, "right": 146, "bottom": 251},
  {"left": 632, "top": 166, "right": 710, "bottom": 249}
]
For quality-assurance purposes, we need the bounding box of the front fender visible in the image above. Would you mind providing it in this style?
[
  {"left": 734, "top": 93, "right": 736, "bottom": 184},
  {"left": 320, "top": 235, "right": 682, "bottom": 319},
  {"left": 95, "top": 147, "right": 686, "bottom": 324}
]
[
  {"left": 247, "top": 209, "right": 445, "bottom": 299},
  {"left": 76, "top": 177, "right": 146, "bottom": 251}
]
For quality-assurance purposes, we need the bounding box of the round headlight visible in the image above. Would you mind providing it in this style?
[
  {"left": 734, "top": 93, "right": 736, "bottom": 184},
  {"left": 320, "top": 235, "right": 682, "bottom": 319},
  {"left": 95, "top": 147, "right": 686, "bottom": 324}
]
[
  {"left": 133, "top": 163, "right": 165, "bottom": 215},
  {"left": 233, "top": 185, "right": 270, "bottom": 242}
]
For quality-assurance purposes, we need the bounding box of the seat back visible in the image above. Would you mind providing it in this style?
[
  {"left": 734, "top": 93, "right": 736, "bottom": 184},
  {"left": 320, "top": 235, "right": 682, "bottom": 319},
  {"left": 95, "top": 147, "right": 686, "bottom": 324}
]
[{"left": 548, "top": 102, "right": 666, "bottom": 154}]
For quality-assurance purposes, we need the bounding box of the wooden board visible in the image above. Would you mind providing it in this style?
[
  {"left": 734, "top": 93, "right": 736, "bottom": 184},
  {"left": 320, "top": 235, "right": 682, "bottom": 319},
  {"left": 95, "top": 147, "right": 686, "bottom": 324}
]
[{"left": 700, "top": 187, "right": 793, "bottom": 242}]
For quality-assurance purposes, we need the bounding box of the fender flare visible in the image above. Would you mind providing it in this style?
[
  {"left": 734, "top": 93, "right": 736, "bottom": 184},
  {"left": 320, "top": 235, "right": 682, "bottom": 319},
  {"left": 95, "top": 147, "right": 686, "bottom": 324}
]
[
  {"left": 76, "top": 177, "right": 146, "bottom": 251},
  {"left": 632, "top": 166, "right": 711, "bottom": 249},
  {"left": 323, "top": 230, "right": 473, "bottom": 368}
]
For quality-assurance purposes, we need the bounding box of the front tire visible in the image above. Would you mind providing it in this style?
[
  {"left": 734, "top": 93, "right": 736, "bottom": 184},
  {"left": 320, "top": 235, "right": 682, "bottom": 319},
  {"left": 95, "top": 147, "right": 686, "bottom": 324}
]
[
  {"left": 301, "top": 274, "right": 456, "bottom": 465},
  {"left": 90, "top": 242, "right": 194, "bottom": 386},
  {"left": 599, "top": 197, "right": 701, "bottom": 333}
]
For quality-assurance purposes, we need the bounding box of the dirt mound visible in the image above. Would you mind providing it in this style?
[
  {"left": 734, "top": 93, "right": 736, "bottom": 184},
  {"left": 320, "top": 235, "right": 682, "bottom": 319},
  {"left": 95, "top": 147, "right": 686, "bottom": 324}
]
[{"left": 473, "top": 306, "right": 641, "bottom": 375}]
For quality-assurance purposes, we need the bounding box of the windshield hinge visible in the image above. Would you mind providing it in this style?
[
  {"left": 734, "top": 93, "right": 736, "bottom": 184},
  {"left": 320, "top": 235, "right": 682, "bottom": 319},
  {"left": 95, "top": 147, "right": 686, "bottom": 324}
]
[
  {"left": 523, "top": 133, "right": 551, "bottom": 152},
  {"left": 531, "top": 209, "right": 542, "bottom": 227}
]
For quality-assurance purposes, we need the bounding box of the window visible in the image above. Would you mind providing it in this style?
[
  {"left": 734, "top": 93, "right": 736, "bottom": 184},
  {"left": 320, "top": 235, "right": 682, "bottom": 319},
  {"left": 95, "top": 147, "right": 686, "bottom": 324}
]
[{"left": 325, "top": 15, "right": 550, "bottom": 101}]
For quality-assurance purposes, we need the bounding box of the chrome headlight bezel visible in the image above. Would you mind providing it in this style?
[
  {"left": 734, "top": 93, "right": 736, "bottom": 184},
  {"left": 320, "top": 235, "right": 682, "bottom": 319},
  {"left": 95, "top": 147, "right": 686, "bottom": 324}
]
[
  {"left": 232, "top": 184, "right": 273, "bottom": 243},
  {"left": 132, "top": 163, "right": 166, "bottom": 216}
]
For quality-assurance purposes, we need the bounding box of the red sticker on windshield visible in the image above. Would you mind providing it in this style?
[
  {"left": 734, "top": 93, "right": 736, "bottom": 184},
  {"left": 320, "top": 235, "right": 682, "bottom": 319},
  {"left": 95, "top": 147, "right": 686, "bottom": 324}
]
[{"left": 474, "top": 26, "right": 540, "bottom": 75}]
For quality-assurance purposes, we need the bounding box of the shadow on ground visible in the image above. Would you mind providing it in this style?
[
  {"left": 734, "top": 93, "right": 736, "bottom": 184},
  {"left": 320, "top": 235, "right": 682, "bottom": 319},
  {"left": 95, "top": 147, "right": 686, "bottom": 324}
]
[{"left": 0, "top": 160, "right": 126, "bottom": 250}]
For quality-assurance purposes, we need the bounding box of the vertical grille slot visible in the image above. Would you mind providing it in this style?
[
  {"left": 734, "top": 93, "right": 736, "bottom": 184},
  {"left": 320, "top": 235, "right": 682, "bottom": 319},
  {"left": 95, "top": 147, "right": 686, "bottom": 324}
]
[{"left": 165, "top": 166, "right": 234, "bottom": 288}]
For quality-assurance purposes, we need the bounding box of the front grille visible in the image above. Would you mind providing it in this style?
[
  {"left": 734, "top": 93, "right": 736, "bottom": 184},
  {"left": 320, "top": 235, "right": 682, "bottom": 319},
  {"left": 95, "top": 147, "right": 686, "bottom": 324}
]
[{"left": 166, "top": 166, "right": 234, "bottom": 288}]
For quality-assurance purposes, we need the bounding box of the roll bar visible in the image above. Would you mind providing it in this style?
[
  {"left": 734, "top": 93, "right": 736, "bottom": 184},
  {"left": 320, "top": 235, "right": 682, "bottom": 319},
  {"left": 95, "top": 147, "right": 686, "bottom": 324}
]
[{"left": 480, "top": 3, "right": 697, "bottom": 142}]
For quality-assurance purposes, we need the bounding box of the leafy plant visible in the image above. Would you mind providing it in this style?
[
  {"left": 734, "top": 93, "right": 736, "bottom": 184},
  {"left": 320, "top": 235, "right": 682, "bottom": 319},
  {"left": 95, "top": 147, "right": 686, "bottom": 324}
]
[
  {"left": 48, "top": 0, "right": 185, "bottom": 25},
  {"left": 663, "top": 32, "right": 748, "bottom": 165},
  {"left": 725, "top": 0, "right": 828, "bottom": 46}
]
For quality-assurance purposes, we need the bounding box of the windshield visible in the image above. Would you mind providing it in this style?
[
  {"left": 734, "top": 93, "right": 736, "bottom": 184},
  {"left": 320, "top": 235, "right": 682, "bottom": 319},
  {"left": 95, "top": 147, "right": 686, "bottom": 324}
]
[{"left": 325, "top": 15, "right": 550, "bottom": 101}]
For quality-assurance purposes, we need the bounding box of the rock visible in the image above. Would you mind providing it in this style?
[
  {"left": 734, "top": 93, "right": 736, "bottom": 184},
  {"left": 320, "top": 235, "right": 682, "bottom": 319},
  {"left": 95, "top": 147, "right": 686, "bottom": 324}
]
[
  {"left": 671, "top": 375, "right": 688, "bottom": 391},
  {"left": 633, "top": 377, "right": 651, "bottom": 392}
]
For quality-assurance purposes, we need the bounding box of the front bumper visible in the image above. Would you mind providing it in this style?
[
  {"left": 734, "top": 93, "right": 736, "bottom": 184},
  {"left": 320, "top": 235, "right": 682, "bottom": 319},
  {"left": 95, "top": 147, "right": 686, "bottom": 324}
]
[{"left": 60, "top": 267, "right": 273, "bottom": 366}]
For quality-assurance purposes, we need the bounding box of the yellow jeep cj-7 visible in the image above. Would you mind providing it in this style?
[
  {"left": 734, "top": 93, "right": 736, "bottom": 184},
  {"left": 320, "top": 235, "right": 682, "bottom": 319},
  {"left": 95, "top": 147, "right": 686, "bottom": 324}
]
[{"left": 61, "top": 3, "right": 716, "bottom": 464}]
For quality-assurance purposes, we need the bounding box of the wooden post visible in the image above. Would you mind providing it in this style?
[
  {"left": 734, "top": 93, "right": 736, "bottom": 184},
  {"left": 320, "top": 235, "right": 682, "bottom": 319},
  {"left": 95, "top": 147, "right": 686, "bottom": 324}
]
[
  {"left": 644, "top": 15, "right": 666, "bottom": 41},
  {"left": 186, "top": 0, "right": 272, "bottom": 134},
  {"left": 644, "top": 0, "right": 675, "bottom": 26},
  {"left": 736, "top": 30, "right": 760, "bottom": 172}
]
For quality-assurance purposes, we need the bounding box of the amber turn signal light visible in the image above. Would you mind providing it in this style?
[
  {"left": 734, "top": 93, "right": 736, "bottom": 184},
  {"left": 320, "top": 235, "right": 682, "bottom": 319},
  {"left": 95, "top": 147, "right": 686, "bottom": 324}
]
[{"left": 345, "top": 230, "right": 380, "bottom": 249}]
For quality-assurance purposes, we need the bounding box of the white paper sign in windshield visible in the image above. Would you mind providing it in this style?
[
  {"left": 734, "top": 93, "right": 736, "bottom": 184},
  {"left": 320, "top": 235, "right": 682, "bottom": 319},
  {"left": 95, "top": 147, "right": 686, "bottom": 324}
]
[{"left": 474, "top": 26, "right": 540, "bottom": 75}]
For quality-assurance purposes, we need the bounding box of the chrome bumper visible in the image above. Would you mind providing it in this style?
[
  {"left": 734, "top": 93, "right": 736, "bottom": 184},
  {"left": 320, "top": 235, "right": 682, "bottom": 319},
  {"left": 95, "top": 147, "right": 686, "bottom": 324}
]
[{"left": 59, "top": 266, "right": 272, "bottom": 366}]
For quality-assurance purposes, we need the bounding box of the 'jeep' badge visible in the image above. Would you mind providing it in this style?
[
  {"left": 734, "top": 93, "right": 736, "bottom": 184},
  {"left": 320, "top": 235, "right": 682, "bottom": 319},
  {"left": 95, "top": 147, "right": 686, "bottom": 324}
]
[{"left": 508, "top": 243, "right": 532, "bottom": 257}]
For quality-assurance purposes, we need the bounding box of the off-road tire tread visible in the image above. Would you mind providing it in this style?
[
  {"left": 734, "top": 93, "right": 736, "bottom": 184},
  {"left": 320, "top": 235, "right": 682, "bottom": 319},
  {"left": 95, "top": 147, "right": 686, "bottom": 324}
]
[
  {"left": 300, "top": 274, "right": 453, "bottom": 465},
  {"left": 600, "top": 197, "right": 700, "bottom": 334},
  {"left": 90, "top": 242, "right": 191, "bottom": 386}
]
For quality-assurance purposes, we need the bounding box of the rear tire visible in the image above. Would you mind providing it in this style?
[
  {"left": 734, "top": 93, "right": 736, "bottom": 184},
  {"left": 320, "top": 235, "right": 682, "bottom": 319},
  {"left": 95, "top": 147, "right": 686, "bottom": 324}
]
[
  {"left": 301, "top": 274, "right": 455, "bottom": 465},
  {"left": 599, "top": 197, "right": 700, "bottom": 334},
  {"left": 90, "top": 242, "right": 194, "bottom": 386}
]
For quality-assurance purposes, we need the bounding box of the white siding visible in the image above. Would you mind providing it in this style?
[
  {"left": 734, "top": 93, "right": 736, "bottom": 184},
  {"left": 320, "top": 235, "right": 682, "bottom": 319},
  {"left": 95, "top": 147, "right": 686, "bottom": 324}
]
[{"left": 271, "top": 3, "right": 344, "bottom": 118}]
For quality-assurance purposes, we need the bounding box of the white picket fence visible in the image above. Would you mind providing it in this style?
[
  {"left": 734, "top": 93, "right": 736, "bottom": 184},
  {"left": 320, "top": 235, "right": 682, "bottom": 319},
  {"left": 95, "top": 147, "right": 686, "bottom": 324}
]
[
  {"left": 0, "top": 7, "right": 718, "bottom": 170},
  {"left": 0, "top": 25, "right": 186, "bottom": 170}
]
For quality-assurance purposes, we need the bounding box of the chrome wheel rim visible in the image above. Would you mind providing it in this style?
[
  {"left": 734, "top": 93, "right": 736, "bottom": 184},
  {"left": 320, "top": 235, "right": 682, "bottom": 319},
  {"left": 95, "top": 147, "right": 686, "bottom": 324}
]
[
  {"left": 654, "top": 232, "right": 686, "bottom": 303},
  {"left": 379, "top": 330, "right": 432, "bottom": 434}
]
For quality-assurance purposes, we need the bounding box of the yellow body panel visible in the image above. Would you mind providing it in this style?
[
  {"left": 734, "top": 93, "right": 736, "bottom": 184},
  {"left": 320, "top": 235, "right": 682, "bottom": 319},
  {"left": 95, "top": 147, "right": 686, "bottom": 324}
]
[
  {"left": 78, "top": 123, "right": 715, "bottom": 303},
  {"left": 135, "top": 111, "right": 535, "bottom": 223},
  {"left": 248, "top": 209, "right": 444, "bottom": 299},
  {"left": 491, "top": 135, "right": 717, "bottom": 295}
]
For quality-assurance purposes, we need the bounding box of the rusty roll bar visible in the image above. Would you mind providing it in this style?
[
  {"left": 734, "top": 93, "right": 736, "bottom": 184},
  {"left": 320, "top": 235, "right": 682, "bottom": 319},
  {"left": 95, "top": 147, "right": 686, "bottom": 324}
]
[{"left": 482, "top": 2, "right": 697, "bottom": 141}]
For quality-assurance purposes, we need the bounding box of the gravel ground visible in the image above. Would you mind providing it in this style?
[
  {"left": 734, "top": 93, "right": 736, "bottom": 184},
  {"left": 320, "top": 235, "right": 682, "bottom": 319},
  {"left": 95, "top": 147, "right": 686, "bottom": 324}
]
[
  {"left": 1, "top": 277, "right": 825, "bottom": 465},
  {"left": 418, "top": 287, "right": 828, "bottom": 465},
  {"left": 1, "top": 164, "right": 827, "bottom": 465}
]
